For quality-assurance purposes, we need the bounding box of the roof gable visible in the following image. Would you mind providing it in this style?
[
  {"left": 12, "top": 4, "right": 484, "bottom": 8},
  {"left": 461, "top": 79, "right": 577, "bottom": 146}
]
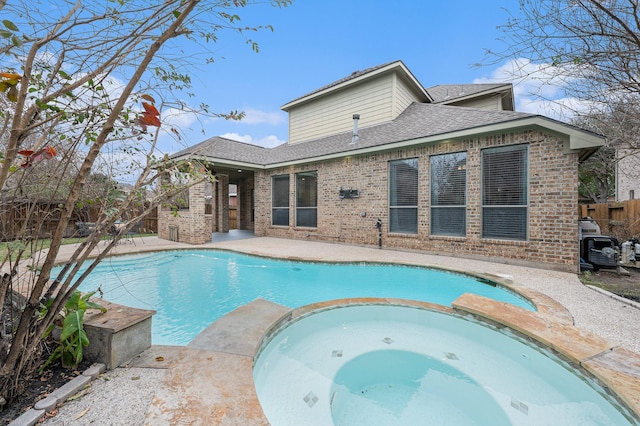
[
  {"left": 427, "top": 83, "right": 515, "bottom": 110},
  {"left": 281, "top": 60, "right": 431, "bottom": 111}
]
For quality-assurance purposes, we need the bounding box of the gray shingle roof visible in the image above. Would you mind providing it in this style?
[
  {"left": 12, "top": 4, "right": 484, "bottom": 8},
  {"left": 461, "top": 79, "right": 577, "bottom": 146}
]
[
  {"left": 264, "top": 103, "right": 534, "bottom": 164},
  {"left": 426, "top": 83, "right": 510, "bottom": 103},
  {"left": 172, "top": 103, "right": 538, "bottom": 167},
  {"left": 170, "top": 136, "right": 271, "bottom": 165}
]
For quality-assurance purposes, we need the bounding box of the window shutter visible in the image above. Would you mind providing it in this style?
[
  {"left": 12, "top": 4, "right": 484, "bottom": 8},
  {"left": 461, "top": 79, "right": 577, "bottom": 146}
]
[
  {"left": 272, "top": 175, "right": 289, "bottom": 226},
  {"left": 482, "top": 145, "right": 528, "bottom": 240},
  {"left": 296, "top": 172, "right": 317, "bottom": 227},
  {"left": 389, "top": 158, "right": 418, "bottom": 234},
  {"left": 431, "top": 152, "right": 466, "bottom": 236}
]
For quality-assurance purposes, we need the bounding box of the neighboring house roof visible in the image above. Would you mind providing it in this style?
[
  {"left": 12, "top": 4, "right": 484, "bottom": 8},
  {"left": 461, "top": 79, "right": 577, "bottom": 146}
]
[
  {"left": 281, "top": 60, "right": 432, "bottom": 111},
  {"left": 171, "top": 102, "right": 604, "bottom": 167}
]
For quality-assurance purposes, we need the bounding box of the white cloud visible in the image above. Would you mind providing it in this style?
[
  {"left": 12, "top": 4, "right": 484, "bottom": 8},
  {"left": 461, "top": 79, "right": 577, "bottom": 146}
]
[
  {"left": 240, "top": 107, "right": 287, "bottom": 125},
  {"left": 221, "top": 132, "right": 286, "bottom": 148},
  {"left": 155, "top": 106, "right": 287, "bottom": 147},
  {"left": 474, "top": 58, "right": 594, "bottom": 121},
  {"left": 161, "top": 107, "right": 200, "bottom": 128}
]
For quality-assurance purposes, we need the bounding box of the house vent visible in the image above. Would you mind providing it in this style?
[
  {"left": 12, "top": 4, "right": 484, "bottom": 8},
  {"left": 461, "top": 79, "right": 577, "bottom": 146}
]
[
  {"left": 350, "top": 114, "right": 360, "bottom": 145},
  {"left": 168, "top": 226, "right": 179, "bottom": 242}
]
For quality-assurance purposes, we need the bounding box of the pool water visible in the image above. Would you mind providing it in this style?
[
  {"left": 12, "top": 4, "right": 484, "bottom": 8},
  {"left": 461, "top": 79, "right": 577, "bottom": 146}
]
[
  {"left": 63, "top": 250, "right": 533, "bottom": 345},
  {"left": 253, "top": 304, "right": 637, "bottom": 426}
]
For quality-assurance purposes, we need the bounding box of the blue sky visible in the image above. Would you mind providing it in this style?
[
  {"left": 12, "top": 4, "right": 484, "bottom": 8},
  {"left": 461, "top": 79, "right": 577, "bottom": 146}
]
[{"left": 158, "top": 1, "right": 568, "bottom": 153}]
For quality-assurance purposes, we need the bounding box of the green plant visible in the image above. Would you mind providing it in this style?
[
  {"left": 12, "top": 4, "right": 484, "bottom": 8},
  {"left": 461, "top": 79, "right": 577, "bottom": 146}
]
[
  {"left": 579, "top": 270, "right": 595, "bottom": 285},
  {"left": 39, "top": 291, "right": 106, "bottom": 372}
]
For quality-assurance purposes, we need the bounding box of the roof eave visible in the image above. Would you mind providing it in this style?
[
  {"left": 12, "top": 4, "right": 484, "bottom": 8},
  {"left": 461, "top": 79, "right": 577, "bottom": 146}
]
[
  {"left": 265, "top": 116, "right": 605, "bottom": 168},
  {"left": 163, "top": 153, "right": 266, "bottom": 171}
]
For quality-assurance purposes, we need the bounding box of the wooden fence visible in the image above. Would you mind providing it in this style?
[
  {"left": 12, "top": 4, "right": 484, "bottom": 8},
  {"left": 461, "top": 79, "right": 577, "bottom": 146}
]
[
  {"left": 579, "top": 199, "right": 640, "bottom": 240},
  {"left": 1, "top": 201, "right": 158, "bottom": 241}
]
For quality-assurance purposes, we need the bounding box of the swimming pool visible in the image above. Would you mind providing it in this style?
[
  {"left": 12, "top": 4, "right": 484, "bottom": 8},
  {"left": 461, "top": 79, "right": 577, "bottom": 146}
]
[
  {"left": 66, "top": 250, "right": 533, "bottom": 345},
  {"left": 253, "top": 303, "right": 638, "bottom": 425}
]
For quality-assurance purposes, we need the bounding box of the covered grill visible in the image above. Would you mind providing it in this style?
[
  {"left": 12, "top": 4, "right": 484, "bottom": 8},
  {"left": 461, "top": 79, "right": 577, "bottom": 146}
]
[{"left": 579, "top": 218, "right": 618, "bottom": 270}]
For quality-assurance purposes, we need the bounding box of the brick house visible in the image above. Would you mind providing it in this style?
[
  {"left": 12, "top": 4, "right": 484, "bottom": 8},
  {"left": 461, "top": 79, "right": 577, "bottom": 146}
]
[{"left": 159, "top": 60, "right": 604, "bottom": 272}]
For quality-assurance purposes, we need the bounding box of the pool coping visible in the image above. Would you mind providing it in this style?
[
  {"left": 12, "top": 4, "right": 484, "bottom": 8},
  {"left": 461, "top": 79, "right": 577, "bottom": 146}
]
[{"left": 146, "top": 295, "right": 640, "bottom": 425}]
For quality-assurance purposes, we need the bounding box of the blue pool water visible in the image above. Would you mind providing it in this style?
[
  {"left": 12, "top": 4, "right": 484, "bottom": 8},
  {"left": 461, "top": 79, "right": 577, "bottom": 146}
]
[
  {"left": 254, "top": 304, "right": 637, "bottom": 425},
  {"left": 61, "top": 250, "right": 534, "bottom": 345}
]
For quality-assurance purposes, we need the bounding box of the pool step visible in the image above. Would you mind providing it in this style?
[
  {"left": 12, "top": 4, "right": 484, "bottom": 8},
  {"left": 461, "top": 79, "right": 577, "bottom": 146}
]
[
  {"left": 187, "top": 298, "right": 291, "bottom": 355},
  {"left": 145, "top": 299, "right": 291, "bottom": 425}
]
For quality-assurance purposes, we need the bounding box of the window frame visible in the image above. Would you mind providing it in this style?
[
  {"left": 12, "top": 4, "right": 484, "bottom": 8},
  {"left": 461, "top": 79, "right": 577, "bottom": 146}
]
[
  {"left": 430, "top": 152, "right": 467, "bottom": 237},
  {"left": 295, "top": 171, "right": 318, "bottom": 228},
  {"left": 481, "top": 144, "right": 529, "bottom": 241},
  {"left": 388, "top": 158, "right": 419, "bottom": 234},
  {"left": 271, "top": 174, "right": 290, "bottom": 226}
]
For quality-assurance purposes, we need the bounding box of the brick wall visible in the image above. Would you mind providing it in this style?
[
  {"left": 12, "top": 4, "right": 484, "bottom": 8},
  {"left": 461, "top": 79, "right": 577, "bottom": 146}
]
[
  {"left": 158, "top": 180, "right": 213, "bottom": 244},
  {"left": 255, "top": 129, "right": 579, "bottom": 272},
  {"left": 238, "top": 176, "right": 255, "bottom": 230}
]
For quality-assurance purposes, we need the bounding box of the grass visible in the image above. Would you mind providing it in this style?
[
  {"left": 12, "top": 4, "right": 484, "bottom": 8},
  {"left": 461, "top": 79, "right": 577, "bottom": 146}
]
[
  {"left": 0, "top": 238, "right": 87, "bottom": 262},
  {"left": 1, "top": 234, "right": 158, "bottom": 262},
  {"left": 579, "top": 269, "right": 640, "bottom": 302},
  {"left": 578, "top": 270, "right": 604, "bottom": 286}
]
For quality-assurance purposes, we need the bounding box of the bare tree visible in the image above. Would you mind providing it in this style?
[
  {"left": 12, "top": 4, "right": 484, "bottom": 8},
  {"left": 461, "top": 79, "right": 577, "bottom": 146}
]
[
  {"left": 0, "top": 0, "right": 291, "bottom": 407},
  {"left": 488, "top": 1, "right": 640, "bottom": 105},
  {"left": 573, "top": 101, "right": 640, "bottom": 201},
  {"left": 486, "top": 0, "right": 640, "bottom": 201}
]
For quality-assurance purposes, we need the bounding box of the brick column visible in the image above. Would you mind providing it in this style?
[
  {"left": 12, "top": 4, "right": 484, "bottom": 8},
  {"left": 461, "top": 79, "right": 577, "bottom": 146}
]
[
  {"left": 239, "top": 175, "right": 255, "bottom": 230},
  {"left": 216, "top": 174, "right": 229, "bottom": 233},
  {"left": 157, "top": 172, "right": 173, "bottom": 241},
  {"left": 187, "top": 180, "right": 207, "bottom": 244}
]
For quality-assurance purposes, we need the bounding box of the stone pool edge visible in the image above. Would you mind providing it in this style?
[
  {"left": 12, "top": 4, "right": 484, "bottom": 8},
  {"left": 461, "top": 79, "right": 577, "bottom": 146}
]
[
  {"left": 255, "top": 295, "right": 640, "bottom": 424},
  {"left": 144, "top": 294, "right": 640, "bottom": 425}
]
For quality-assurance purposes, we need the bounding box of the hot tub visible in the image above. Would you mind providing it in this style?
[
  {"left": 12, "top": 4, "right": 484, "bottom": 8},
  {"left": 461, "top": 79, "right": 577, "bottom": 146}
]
[{"left": 253, "top": 302, "right": 637, "bottom": 425}]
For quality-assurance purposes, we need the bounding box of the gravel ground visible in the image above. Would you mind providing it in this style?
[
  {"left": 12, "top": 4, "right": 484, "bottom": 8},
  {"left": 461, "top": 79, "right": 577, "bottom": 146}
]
[
  {"left": 502, "top": 265, "right": 640, "bottom": 354},
  {"left": 41, "top": 367, "right": 166, "bottom": 426}
]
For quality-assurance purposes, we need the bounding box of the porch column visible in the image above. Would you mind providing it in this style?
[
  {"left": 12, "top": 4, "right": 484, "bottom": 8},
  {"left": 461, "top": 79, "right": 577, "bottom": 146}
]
[
  {"left": 238, "top": 176, "right": 255, "bottom": 230},
  {"left": 187, "top": 180, "right": 208, "bottom": 244},
  {"left": 157, "top": 172, "right": 178, "bottom": 241},
  {"left": 216, "top": 174, "right": 230, "bottom": 233}
]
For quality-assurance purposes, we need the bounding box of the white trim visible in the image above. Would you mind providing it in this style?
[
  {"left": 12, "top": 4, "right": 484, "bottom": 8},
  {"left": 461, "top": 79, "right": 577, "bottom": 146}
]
[
  {"left": 267, "top": 116, "right": 604, "bottom": 169},
  {"left": 165, "top": 154, "right": 263, "bottom": 171}
]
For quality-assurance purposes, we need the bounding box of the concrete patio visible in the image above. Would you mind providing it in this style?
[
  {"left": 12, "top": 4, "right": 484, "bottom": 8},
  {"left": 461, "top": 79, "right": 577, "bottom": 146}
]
[{"left": 34, "top": 235, "right": 640, "bottom": 425}]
